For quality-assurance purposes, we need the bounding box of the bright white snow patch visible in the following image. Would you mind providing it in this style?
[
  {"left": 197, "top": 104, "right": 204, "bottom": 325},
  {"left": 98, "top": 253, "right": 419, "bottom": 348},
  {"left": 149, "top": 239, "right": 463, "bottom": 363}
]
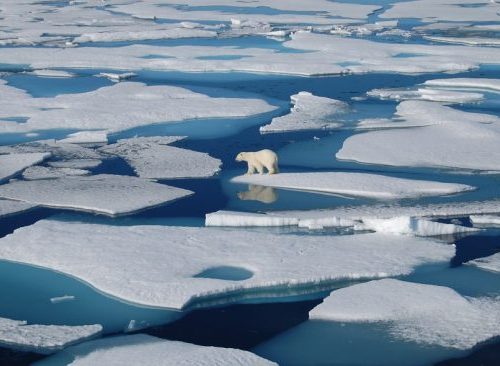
[
  {"left": 0, "top": 317, "right": 101, "bottom": 354},
  {"left": 260, "top": 92, "right": 349, "bottom": 133},
  {"left": 206, "top": 210, "right": 299, "bottom": 227},
  {"left": 0, "top": 220, "right": 453, "bottom": 309},
  {"left": 39, "top": 334, "right": 276, "bottom": 366},
  {"left": 337, "top": 100, "right": 500, "bottom": 171},
  {"left": 232, "top": 172, "right": 473, "bottom": 199},
  {"left": 0, "top": 152, "right": 50, "bottom": 182},
  {"left": 0, "top": 81, "right": 277, "bottom": 134},
  {"left": 59, "top": 131, "right": 108, "bottom": 145},
  {"left": 100, "top": 137, "right": 221, "bottom": 179},
  {"left": 470, "top": 215, "right": 500, "bottom": 226},
  {"left": 0, "top": 175, "right": 193, "bottom": 216},
  {"left": 310, "top": 279, "right": 500, "bottom": 350}
]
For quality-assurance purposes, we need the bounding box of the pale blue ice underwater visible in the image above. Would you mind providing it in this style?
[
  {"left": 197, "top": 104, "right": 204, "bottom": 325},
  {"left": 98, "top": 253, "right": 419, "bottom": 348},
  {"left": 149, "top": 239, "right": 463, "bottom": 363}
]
[{"left": 1, "top": 27, "right": 500, "bottom": 365}]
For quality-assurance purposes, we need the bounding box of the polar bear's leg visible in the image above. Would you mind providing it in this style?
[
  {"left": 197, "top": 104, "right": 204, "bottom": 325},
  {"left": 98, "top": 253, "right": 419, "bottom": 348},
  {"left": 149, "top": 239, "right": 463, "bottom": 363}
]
[
  {"left": 254, "top": 163, "right": 265, "bottom": 174},
  {"left": 246, "top": 163, "right": 256, "bottom": 175},
  {"left": 267, "top": 162, "right": 279, "bottom": 174}
]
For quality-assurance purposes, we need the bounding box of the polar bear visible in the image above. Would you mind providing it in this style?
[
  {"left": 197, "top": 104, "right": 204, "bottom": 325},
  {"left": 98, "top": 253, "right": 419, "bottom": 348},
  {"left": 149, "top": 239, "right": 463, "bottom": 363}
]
[{"left": 235, "top": 149, "right": 279, "bottom": 175}]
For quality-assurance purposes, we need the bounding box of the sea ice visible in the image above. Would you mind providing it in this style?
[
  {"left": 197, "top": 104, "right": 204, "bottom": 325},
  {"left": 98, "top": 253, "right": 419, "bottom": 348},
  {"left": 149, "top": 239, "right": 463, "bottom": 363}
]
[
  {"left": 0, "top": 317, "right": 101, "bottom": 355},
  {"left": 309, "top": 279, "right": 500, "bottom": 349},
  {"left": 259, "top": 92, "right": 349, "bottom": 133},
  {"left": 231, "top": 172, "right": 473, "bottom": 199},
  {"left": 424, "top": 78, "right": 500, "bottom": 93},
  {"left": 367, "top": 87, "right": 483, "bottom": 104},
  {"left": 58, "top": 131, "right": 108, "bottom": 145},
  {"left": 470, "top": 215, "right": 500, "bottom": 226},
  {"left": 337, "top": 100, "right": 500, "bottom": 171},
  {"left": 424, "top": 36, "right": 500, "bottom": 46},
  {"left": 100, "top": 137, "right": 221, "bottom": 179},
  {"left": 0, "top": 220, "right": 453, "bottom": 309},
  {"left": 0, "top": 199, "right": 37, "bottom": 219},
  {"left": 0, "top": 81, "right": 277, "bottom": 134},
  {"left": 470, "top": 253, "right": 500, "bottom": 273},
  {"left": 0, "top": 174, "right": 193, "bottom": 216},
  {"left": 37, "top": 334, "right": 276, "bottom": 366},
  {"left": 205, "top": 210, "right": 299, "bottom": 227},
  {"left": 0, "top": 152, "right": 50, "bottom": 182},
  {"left": 22, "top": 166, "right": 90, "bottom": 180}
]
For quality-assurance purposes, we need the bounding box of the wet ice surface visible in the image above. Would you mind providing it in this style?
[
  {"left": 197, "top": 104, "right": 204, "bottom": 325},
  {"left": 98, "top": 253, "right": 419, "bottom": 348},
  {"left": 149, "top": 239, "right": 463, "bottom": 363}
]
[{"left": 0, "top": 0, "right": 500, "bottom": 364}]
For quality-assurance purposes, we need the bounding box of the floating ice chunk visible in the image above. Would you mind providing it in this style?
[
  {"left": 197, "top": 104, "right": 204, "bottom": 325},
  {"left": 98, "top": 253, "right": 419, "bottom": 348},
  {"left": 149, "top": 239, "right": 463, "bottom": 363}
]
[
  {"left": 99, "top": 137, "right": 221, "bottom": 179},
  {"left": 0, "top": 81, "right": 277, "bottom": 134},
  {"left": 0, "top": 152, "right": 50, "bottom": 183},
  {"left": 22, "top": 166, "right": 90, "bottom": 180},
  {"left": 232, "top": 172, "right": 473, "bottom": 199},
  {"left": 48, "top": 159, "right": 102, "bottom": 169},
  {"left": 470, "top": 214, "right": 500, "bottom": 226},
  {"left": 26, "top": 69, "right": 75, "bottom": 78},
  {"left": 39, "top": 334, "right": 276, "bottom": 366},
  {"left": 260, "top": 92, "right": 349, "bottom": 133},
  {"left": 0, "top": 316, "right": 101, "bottom": 354},
  {"left": 0, "top": 199, "right": 37, "bottom": 219},
  {"left": 59, "top": 131, "right": 108, "bottom": 145},
  {"left": 424, "top": 36, "right": 500, "bottom": 46},
  {"left": 358, "top": 216, "right": 478, "bottom": 236},
  {"left": 337, "top": 101, "right": 500, "bottom": 171},
  {"left": 0, "top": 140, "right": 102, "bottom": 162},
  {"left": 367, "top": 87, "right": 483, "bottom": 104},
  {"left": 424, "top": 78, "right": 500, "bottom": 93},
  {"left": 0, "top": 220, "right": 453, "bottom": 309},
  {"left": 0, "top": 174, "right": 193, "bottom": 216},
  {"left": 205, "top": 210, "right": 299, "bottom": 227},
  {"left": 310, "top": 279, "right": 500, "bottom": 350},
  {"left": 50, "top": 295, "right": 76, "bottom": 304},
  {"left": 470, "top": 253, "right": 500, "bottom": 273},
  {"left": 97, "top": 72, "right": 136, "bottom": 82},
  {"left": 74, "top": 28, "right": 217, "bottom": 43}
]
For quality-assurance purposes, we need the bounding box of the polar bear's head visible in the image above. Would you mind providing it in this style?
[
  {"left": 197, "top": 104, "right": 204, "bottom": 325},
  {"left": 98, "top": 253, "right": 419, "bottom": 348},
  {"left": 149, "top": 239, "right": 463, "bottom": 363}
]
[{"left": 235, "top": 152, "right": 247, "bottom": 162}]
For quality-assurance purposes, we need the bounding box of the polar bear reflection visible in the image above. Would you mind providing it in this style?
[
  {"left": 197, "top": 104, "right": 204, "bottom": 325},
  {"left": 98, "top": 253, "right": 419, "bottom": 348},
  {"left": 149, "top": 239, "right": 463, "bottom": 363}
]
[
  {"left": 235, "top": 149, "right": 279, "bottom": 175},
  {"left": 238, "top": 184, "right": 278, "bottom": 204}
]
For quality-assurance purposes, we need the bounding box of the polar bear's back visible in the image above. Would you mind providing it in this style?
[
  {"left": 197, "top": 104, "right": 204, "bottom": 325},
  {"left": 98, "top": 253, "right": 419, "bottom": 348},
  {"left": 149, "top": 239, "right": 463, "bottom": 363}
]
[{"left": 253, "top": 149, "right": 278, "bottom": 164}]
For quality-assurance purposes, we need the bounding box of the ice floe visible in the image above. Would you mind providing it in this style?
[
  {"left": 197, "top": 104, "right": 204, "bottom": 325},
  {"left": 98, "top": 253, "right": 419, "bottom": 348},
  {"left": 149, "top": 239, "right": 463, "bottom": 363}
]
[
  {"left": 38, "top": 334, "right": 275, "bottom": 366},
  {"left": 0, "top": 81, "right": 277, "bottom": 135},
  {"left": 22, "top": 166, "right": 90, "bottom": 180},
  {"left": 470, "top": 253, "right": 500, "bottom": 273},
  {"left": 424, "top": 36, "right": 500, "bottom": 46},
  {"left": 99, "top": 137, "right": 221, "bottom": 179},
  {"left": 47, "top": 159, "right": 102, "bottom": 169},
  {"left": 310, "top": 279, "right": 500, "bottom": 349},
  {"left": 0, "top": 174, "right": 193, "bottom": 216},
  {"left": 58, "top": 131, "right": 108, "bottom": 145},
  {"left": 424, "top": 78, "right": 500, "bottom": 92},
  {"left": 0, "top": 220, "right": 453, "bottom": 309},
  {"left": 0, "top": 199, "right": 37, "bottom": 219},
  {"left": 470, "top": 214, "right": 500, "bottom": 226},
  {"left": 231, "top": 172, "right": 473, "bottom": 199},
  {"left": 367, "top": 87, "right": 483, "bottom": 104},
  {"left": 96, "top": 72, "right": 137, "bottom": 83},
  {"left": 0, "top": 317, "right": 101, "bottom": 354},
  {"left": 337, "top": 100, "right": 500, "bottom": 171},
  {"left": 0, "top": 152, "right": 50, "bottom": 183},
  {"left": 259, "top": 92, "right": 349, "bottom": 133},
  {"left": 206, "top": 210, "right": 299, "bottom": 227}
]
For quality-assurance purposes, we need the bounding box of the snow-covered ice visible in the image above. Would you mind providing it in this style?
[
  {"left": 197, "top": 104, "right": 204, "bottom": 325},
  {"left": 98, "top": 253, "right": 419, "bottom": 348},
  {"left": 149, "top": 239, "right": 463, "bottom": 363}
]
[
  {"left": 310, "top": 279, "right": 500, "bottom": 349},
  {"left": 337, "top": 100, "right": 500, "bottom": 171},
  {"left": 100, "top": 137, "right": 221, "bottom": 179},
  {"left": 0, "top": 152, "right": 50, "bottom": 182},
  {"left": 47, "top": 160, "right": 102, "bottom": 169},
  {"left": 0, "top": 175, "right": 193, "bottom": 216},
  {"left": 206, "top": 210, "right": 299, "bottom": 227},
  {"left": 0, "top": 220, "right": 453, "bottom": 309},
  {"left": 424, "top": 78, "right": 500, "bottom": 93},
  {"left": 259, "top": 92, "right": 349, "bottom": 133},
  {"left": 231, "top": 172, "right": 473, "bottom": 199},
  {"left": 424, "top": 36, "right": 500, "bottom": 46},
  {"left": 58, "top": 131, "right": 108, "bottom": 145},
  {"left": 367, "top": 87, "right": 483, "bottom": 104},
  {"left": 0, "top": 199, "right": 37, "bottom": 219},
  {"left": 22, "top": 166, "right": 90, "bottom": 180},
  {"left": 0, "top": 81, "right": 277, "bottom": 134},
  {"left": 0, "top": 317, "right": 101, "bottom": 355},
  {"left": 470, "top": 253, "right": 500, "bottom": 273},
  {"left": 470, "top": 215, "right": 500, "bottom": 226},
  {"left": 38, "top": 334, "right": 276, "bottom": 366}
]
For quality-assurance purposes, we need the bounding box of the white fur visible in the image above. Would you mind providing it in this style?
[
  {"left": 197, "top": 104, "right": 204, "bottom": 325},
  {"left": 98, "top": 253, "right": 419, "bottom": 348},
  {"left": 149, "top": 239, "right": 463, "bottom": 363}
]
[{"left": 236, "top": 149, "right": 279, "bottom": 175}]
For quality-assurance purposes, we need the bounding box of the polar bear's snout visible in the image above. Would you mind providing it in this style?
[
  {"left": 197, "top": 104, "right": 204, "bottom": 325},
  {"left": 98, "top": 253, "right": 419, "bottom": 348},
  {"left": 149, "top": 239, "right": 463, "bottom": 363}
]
[{"left": 235, "top": 149, "right": 279, "bottom": 175}]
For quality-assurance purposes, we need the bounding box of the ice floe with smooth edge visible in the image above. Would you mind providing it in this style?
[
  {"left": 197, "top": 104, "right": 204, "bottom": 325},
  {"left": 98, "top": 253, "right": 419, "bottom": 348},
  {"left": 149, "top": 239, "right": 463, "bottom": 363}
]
[
  {"left": 470, "top": 215, "right": 500, "bottom": 226},
  {"left": 424, "top": 78, "right": 500, "bottom": 93},
  {"left": 424, "top": 36, "right": 500, "bottom": 46},
  {"left": 0, "top": 152, "right": 50, "bottom": 183},
  {"left": 0, "top": 317, "right": 101, "bottom": 355},
  {"left": 0, "top": 199, "right": 37, "bottom": 219},
  {"left": 0, "top": 175, "right": 193, "bottom": 216},
  {"left": 367, "top": 87, "right": 483, "bottom": 104},
  {"left": 1, "top": 31, "right": 500, "bottom": 76},
  {"left": 99, "top": 137, "right": 221, "bottom": 179},
  {"left": 0, "top": 220, "right": 453, "bottom": 309},
  {"left": 58, "top": 131, "right": 108, "bottom": 145},
  {"left": 0, "top": 140, "right": 102, "bottom": 162},
  {"left": 380, "top": 0, "right": 500, "bottom": 23},
  {"left": 22, "top": 166, "right": 90, "bottom": 180},
  {"left": 38, "top": 334, "right": 276, "bottom": 366},
  {"left": 47, "top": 159, "right": 102, "bottom": 170},
  {"left": 25, "top": 70, "right": 76, "bottom": 78},
  {"left": 337, "top": 100, "right": 500, "bottom": 171},
  {"left": 0, "top": 81, "right": 277, "bottom": 134},
  {"left": 231, "top": 172, "right": 473, "bottom": 199},
  {"left": 96, "top": 72, "right": 136, "bottom": 83},
  {"left": 470, "top": 253, "right": 500, "bottom": 274},
  {"left": 205, "top": 210, "right": 475, "bottom": 236},
  {"left": 260, "top": 92, "right": 349, "bottom": 133},
  {"left": 310, "top": 279, "right": 500, "bottom": 350}
]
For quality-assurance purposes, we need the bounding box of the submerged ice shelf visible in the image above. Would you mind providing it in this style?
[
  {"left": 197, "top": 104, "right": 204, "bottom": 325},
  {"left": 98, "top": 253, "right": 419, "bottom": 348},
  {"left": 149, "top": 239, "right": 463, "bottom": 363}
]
[{"left": 0, "top": 219, "right": 453, "bottom": 310}]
